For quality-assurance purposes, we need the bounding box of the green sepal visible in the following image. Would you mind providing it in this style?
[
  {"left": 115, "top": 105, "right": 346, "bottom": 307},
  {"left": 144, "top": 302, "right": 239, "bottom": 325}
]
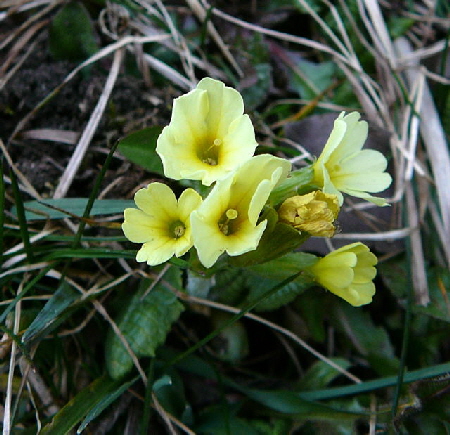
[
  {"left": 268, "top": 166, "right": 315, "bottom": 206},
  {"left": 229, "top": 207, "right": 309, "bottom": 267}
]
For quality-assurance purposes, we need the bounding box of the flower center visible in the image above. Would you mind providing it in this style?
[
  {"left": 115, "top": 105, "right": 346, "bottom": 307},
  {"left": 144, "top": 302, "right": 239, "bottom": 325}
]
[
  {"left": 169, "top": 220, "right": 186, "bottom": 239},
  {"left": 200, "top": 138, "right": 222, "bottom": 166},
  {"left": 218, "top": 208, "right": 238, "bottom": 235}
]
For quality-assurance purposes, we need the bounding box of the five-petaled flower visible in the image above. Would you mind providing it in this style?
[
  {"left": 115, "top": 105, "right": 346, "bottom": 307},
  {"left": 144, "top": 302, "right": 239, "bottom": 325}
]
[
  {"left": 156, "top": 77, "right": 258, "bottom": 186},
  {"left": 122, "top": 182, "right": 202, "bottom": 266},
  {"left": 306, "top": 242, "right": 377, "bottom": 306},
  {"left": 190, "top": 154, "right": 291, "bottom": 268},
  {"left": 312, "top": 112, "right": 392, "bottom": 206},
  {"left": 278, "top": 191, "right": 340, "bottom": 237}
]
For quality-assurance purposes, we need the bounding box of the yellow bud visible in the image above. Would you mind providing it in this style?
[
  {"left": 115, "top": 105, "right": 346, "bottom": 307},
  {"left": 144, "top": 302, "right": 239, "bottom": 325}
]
[{"left": 278, "top": 191, "right": 339, "bottom": 237}]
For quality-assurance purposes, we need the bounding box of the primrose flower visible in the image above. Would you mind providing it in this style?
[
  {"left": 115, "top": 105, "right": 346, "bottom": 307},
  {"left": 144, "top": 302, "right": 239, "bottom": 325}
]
[
  {"left": 156, "top": 77, "right": 258, "bottom": 186},
  {"left": 191, "top": 154, "right": 291, "bottom": 268},
  {"left": 307, "top": 242, "right": 377, "bottom": 306},
  {"left": 278, "top": 191, "right": 339, "bottom": 237},
  {"left": 122, "top": 182, "right": 202, "bottom": 266},
  {"left": 312, "top": 112, "right": 392, "bottom": 206}
]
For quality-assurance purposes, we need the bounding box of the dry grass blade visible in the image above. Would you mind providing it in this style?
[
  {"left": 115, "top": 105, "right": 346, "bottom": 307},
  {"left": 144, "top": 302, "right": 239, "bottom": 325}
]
[
  {"left": 395, "top": 37, "right": 450, "bottom": 268},
  {"left": 406, "top": 183, "right": 429, "bottom": 305},
  {"left": 0, "top": 139, "right": 40, "bottom": 199},
  {"left": 53, "top": 48, "right": 124, "bottom": 199},
  {"left": 187, "top": 0, "right": 243, "bottom": 77},
  {"left": 3, "top": 280, "right": 24, "bottom": 434},
  {"left": 20, "top": 129, "right": 79, "bottom": 145}
]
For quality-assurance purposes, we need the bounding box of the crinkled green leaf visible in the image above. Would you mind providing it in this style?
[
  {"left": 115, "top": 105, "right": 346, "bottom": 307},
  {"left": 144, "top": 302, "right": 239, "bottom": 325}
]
[
  {"left": 245, "top": 253, "right": 317, "bottom": 311},
  {"left": 49, "top": 2, "right": 98, "bottom": 61},
  {"left": 210, "top": 267, "right": 248, "bottom": 306},
  {"left": 118, "top": 126, "right": 164, "bottom": 174},
  {"left": 12, "top": 198, "right": 135, "bottom": 221},
  {"left": 106, "top": 267, "right": 184, "bottom": 379}
]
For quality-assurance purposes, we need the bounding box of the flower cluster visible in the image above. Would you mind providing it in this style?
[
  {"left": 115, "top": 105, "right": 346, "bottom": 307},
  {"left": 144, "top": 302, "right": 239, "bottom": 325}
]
[{"left": 122, "top": 77, "right": 392, "bottom": 306}]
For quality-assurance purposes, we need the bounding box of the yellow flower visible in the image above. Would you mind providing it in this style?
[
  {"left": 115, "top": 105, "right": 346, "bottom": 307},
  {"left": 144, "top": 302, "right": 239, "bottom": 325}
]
[
  {"left": 278, "top": 191, "right": 339, "bottom": 237},
  {"left": 191, "top": 154, "right": 291, "bottom": 268},
  {"left": 307, "top": 242, "right": 377, "bottom": 306},
  {"left": 312, "top": 112, "right": 392, "bottom": 206},
  {"left": 122, "top": 182, "right": 202, "bottom": 266},
  {"left": 156, "top": 77, "right": 258, "bottom": 186}
]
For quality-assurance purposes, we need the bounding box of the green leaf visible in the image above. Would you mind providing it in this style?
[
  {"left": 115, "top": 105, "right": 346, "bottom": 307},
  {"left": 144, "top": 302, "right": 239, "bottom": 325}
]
[
  {"left": 106, "top": 267, "right": 184, "bottom": 379},
  {"left": 152, "top": 371, "right": 193, "bottom": 424},
  {"left": 210, "top": 312, "right": 249, "bottom": 362},
  {"left": 118, "top": 126, "right": 164, "bottom": 174},
  {"left": 298, "top": 362, "right": 450, "bottom": 401},
  {"left": 12, "top": 198, "right": 135, "bottom": 220},
  {"left": 232, "top": 384, "right": 364, "bottom": 418},
  {"left": 48, "top": 2, "right": 98, "bottom": 61},
  {"left": 77, "top": 377, "right": 138, "bottom": 433},
  {"left": 44, "top": 248, "right": 136, "bottom": 261},
  {"left": 195, "top": 404, "right": 261, "bottom": 435},
  {"left": 210, "top": 267, "right": 248, "bottom": 306},
  {"left": 244, "top": 253, "right": 317, "bottom": 311},
  {"left": 22, "top": 281, "right": 80, "bottom": 344},
  {"left": 332, "top": 303, "right": 399, "bottom": 376},
  {"left": 296, "top": 359, "right": 351, "bottom": 391},
  {"left": 40, "top": 375, "right": 128, "bottom": 434},
  {"left": 380, "top": 256, "right": 450, "bottom": 322},
  {"left": 291, "top": 60, "right": 336, "bottom": 100}
]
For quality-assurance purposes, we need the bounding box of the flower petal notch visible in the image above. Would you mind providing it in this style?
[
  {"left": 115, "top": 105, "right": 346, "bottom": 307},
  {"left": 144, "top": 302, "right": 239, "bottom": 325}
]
[
  {"left": 312, "top": 112, "right": 392, "bottom": 206},
  {"left": 278, "top": 191, "right": 340, "bottom": 237},
  {"left": 156, "top": 77, "right": 258, "bottom": 186},
  {"left": 122, "top": 182, "right": 202, "bottom": 266},
  {"left": 307, "top": 242, "right": 377, "bottom": 306},
  {"left": 191, "top": 154, "right": 292, "bottom": 268}
]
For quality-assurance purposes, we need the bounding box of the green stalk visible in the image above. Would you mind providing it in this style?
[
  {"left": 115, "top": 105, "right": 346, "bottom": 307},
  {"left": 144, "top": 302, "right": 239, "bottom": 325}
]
[
  {"left": 71, "top": 140, "right": 120, "bottom": 249},
  {"left": 9, "top": 168, "right": 33, "bottom": 263},
  {"left": 0, "top": 159, "right": 5, "bottom": 264}
]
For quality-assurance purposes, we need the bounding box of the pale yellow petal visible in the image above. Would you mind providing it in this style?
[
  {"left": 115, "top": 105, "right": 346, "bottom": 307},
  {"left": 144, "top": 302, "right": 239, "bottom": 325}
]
[
  {"left": 190, "top": 211, "right": 229, "bottom": 267},
  {"left": 134, "top": 183, "right": 178, "bottom": 221},
  {"left": 316, "top": 116, "right": 347, "bottom": 163},
  {"left": 329, "top": 112, "right": 368, "bottom": 161},
  {"left": 197, "top": 77, "right": 245, "bottom": 138},
  {"left": 177, "top": 188, "right": 203, "bottom": 222},
  {"left": 223, "top": 220, "right": 267, "bottom": 256},
  {"left": 168, "top": 88, "right": 208, "bottom": 144},
  {"left": 136, "top": 239, "right": 177, "bottom": 265},
  {"left": 122, "top": 208, "right": 167, "bottom": 243},
  {"left": 220, "top": 115, "right": 258, "bottom": 165}
]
